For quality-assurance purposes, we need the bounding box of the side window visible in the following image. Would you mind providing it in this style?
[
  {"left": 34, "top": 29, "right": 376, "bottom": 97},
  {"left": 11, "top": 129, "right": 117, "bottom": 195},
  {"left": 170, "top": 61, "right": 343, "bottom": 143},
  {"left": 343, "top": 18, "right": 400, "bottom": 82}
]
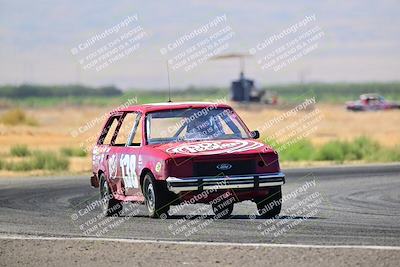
[
  {"left": 130, "top": 116, "right": 143, "bottom": 146},
  {"left": 100, "top": 116, "right": 120, "bottom": 145},
  {"left": 114, "top": 112, "right": 139, "bottom": 146}
]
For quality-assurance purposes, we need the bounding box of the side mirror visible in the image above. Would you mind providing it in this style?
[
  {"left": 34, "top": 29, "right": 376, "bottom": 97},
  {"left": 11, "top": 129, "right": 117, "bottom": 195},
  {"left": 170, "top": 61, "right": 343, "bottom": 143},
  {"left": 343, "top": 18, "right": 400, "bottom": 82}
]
[{"left": 250, "top": 130, "right": 260, "bottom": 139}]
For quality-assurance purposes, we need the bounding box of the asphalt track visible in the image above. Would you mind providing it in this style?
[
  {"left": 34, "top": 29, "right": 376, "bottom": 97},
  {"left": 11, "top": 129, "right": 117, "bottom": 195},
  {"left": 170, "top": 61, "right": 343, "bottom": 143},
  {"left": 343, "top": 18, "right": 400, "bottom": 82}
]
[
  {"left": 1, "top": 164, "right": 400, "bottom": 245},
  {"left": 1, "top": 164, "right": 400, "bottom": 266}
]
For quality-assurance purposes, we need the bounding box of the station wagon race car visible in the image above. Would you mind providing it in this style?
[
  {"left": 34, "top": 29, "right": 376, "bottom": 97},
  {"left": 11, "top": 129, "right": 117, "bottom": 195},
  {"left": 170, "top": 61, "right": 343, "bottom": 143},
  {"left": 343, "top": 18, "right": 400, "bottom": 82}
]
[{"left": 91, "top": 102, "right": 285, "bottom": 219}]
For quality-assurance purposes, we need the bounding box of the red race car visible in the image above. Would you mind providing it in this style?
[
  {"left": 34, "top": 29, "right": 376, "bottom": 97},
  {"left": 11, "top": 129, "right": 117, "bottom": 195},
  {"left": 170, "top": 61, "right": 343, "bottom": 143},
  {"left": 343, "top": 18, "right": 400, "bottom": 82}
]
[
  {"left": 91, "top": 102, "right": 285, "bottom": 219},
  {"left": 346, "top": 94, "right": 400, "bottom": 111}
]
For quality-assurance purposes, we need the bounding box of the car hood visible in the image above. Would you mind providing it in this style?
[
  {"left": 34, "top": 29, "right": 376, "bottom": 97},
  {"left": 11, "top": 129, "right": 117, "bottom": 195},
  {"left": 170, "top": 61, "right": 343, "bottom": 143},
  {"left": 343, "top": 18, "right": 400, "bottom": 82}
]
[{"left": 150, "top": 139, "right": 274, "bottom": 158}]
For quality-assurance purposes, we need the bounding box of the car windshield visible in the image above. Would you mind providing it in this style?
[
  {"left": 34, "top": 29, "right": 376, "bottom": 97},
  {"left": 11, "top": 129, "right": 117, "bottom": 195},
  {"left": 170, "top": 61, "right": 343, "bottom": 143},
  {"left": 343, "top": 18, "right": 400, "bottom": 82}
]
[{"left": 146, "top": 108, "right": 251, "bottom": 144}]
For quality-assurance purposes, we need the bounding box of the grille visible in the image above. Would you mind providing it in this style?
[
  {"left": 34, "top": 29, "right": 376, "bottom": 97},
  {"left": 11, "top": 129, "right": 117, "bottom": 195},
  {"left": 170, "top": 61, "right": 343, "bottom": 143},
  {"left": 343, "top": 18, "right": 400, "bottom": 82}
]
[{"left": 193, "top": 160, "right": 255, "bottom": 177}]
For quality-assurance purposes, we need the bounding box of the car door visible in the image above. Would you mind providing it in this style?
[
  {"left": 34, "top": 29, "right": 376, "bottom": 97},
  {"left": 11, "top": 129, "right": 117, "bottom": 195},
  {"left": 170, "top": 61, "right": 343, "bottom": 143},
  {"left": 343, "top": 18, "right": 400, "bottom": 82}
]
[
  {"left": 111, "top": 112, "right": 143, "bottom": 198},
  {"left": 96, "top": 113, "right": 123, "bottom": 194}
]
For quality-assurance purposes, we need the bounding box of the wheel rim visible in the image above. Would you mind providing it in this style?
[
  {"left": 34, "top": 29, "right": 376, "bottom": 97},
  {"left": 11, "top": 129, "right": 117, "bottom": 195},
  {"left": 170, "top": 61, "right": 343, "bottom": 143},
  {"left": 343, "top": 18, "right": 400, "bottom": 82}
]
[{"left": 146, "top": 183, "right": 155, "bottom": 212}]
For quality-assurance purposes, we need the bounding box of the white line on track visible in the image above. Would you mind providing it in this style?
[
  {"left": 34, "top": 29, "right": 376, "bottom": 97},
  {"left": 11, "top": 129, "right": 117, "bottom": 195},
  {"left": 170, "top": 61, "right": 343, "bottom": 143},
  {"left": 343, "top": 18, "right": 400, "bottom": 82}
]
[{"left": 1, "top": 234, "right": 400, "bottom": 250}]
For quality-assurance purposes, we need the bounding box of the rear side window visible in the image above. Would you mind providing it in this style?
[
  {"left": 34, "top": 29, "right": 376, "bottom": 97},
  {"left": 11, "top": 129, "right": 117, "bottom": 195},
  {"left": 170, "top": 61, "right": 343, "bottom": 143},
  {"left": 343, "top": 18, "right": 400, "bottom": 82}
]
[
  {"left": 99, "top": 116, "right": 121, "bottom": 145},
  {"left": 114, "top": 112, "right": 140, "bottom": 146}
]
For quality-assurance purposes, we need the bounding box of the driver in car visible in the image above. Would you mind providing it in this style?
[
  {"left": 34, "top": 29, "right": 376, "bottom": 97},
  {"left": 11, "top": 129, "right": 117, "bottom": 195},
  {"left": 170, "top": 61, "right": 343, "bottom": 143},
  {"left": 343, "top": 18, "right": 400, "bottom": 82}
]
[{"left": 185, "top": 113, "right": 224, "bottom": 140}]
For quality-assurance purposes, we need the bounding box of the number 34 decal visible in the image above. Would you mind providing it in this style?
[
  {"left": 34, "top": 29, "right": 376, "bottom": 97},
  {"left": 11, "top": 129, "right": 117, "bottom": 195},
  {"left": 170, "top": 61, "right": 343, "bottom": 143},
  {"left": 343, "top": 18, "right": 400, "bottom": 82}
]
[{"left": 119, "top": 154, "right": 138, "bottom": 188}]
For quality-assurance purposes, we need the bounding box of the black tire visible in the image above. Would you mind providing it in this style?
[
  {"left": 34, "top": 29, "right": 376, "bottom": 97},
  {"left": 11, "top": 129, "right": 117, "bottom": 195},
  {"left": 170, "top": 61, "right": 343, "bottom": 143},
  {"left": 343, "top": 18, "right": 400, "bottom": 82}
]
[
  {"left": 142, "top": 173, "right": 170, "bottom": 218},
  {"left": 99, "top": 173, "right": 122, "bottom": 217},
  {"left": 212, "top": 201, "right": 234, "bottom": 219},
  {"left": 255, "top": 186, "right": 282, "bottom": 218}
]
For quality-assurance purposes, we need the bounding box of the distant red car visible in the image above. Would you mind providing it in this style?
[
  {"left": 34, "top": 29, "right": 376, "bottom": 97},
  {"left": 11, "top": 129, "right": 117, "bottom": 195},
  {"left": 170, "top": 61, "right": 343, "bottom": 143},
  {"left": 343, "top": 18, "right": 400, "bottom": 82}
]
[
  {"left": 91, "top": 102, "right": 285, "bottom": 218},
  {"left": 346, "top": 94, "right": 400, "bottom": 111}
]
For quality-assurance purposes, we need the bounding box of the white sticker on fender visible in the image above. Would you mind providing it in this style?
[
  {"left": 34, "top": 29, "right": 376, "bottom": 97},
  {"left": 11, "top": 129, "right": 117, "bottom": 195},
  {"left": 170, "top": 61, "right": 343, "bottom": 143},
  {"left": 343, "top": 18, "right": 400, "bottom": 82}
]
[{"left": 166, "top": 140, "right": 263, "bottom": 155}]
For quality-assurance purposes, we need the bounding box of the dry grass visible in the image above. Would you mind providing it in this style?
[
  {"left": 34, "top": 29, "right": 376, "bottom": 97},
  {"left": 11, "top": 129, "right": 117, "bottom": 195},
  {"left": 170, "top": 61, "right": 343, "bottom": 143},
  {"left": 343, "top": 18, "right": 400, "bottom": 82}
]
[
  {"left": 234, "top": 103, "right": 400, "bottom": 147},
  {"left": 0, "top": 108, "right": 38, "bottom": 126},
  {"left": 0, "top": 103, "right": 398, "bottom": 176}
]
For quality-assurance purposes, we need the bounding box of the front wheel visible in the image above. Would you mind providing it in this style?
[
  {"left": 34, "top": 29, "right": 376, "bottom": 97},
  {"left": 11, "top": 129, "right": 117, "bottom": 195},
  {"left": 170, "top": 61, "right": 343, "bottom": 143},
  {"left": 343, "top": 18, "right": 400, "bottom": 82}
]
[
  {"left": 99, "top": 173, "right": 122, "bottom": 217},
  {"left": 143, "top": 173, "right": 169, "bottom": 218},
  {"left": 255, "top": 186, "right": 282, "bottom": 218}
]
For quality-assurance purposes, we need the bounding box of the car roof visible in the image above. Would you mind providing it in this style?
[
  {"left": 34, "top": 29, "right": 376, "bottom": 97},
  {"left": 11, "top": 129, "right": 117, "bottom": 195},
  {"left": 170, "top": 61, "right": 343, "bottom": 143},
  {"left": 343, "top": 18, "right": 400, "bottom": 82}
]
[
  {"left": 360, "top": 94, "right": 382, "bottom": 100},
  {"left": 113, "top": 101, "right": 232, "bottom": 114}
]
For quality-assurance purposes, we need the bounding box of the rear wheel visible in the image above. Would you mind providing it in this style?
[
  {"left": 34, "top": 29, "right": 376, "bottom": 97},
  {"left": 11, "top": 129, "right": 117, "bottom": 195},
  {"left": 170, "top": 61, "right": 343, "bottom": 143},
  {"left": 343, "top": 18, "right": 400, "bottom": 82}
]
[
  {"left": 255, "top": 186, "right": 282, "bottom": 218},
  {"left": 143, "top": 173, "right": 169, "bottom": 218},
  {"left": 99, "top": 173, "right": 122, "bottom": 216}
]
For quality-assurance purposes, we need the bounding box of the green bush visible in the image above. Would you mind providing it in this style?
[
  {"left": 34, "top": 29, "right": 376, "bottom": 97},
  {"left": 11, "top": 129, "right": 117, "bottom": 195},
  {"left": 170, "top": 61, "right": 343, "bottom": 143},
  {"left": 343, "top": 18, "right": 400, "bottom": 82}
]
[
  {"left": 5, "top": 151, "right": 70, "bottom": 172},
  {"left": 31, "top": 151, "right": 69, "bottom": 171},
  {"left": 313, "top": 136, "right": 399, "bottom": 163},
  {"left": 348, "top": 136, "right": 379, "bottom": 161},
  {"left": 263, "top": 82, "right": 400, "bottom": 103},
  {"left": 315, "top": 141, "right": 347, "bottom": 162},
  {"left": 10, "top": 144, "right": 31, "bottom": 157},
  {"left": 364, "top": 143, "right": 400, "bottom": 162},
  {"left": 0, "top": 108, "right": 38, "bottom": 126},
  {"left": 5, "top": 160, "right": 34, "bottom": 171},
  {"left": 386, "top": 146, "right": 400, "bottom": 161},
  {"left": 60, "top": 147, "right": 87, "bottom": 157},
  {"left": 0, "top": 84, "right": 122, "bottom": 98},
  {"left": 267, "top": 136, "right": 400, "bottom": 163},
  {"left": 279, "top": 139, "right": 315, "bottom": 161}
]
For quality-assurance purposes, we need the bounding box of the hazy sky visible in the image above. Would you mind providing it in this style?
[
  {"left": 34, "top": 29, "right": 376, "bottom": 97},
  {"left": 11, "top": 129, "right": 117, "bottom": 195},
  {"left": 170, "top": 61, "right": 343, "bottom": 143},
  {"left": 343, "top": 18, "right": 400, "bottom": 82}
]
[{"left": 0, "top": 0, "right": 399, "bottom": 89}]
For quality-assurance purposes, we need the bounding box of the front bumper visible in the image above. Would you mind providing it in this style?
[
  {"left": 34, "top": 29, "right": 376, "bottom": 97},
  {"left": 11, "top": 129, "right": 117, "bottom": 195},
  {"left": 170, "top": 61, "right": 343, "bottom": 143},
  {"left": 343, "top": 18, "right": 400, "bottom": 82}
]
[{"left": 166, "top": 172, "right": 285, "bottom": 193}]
